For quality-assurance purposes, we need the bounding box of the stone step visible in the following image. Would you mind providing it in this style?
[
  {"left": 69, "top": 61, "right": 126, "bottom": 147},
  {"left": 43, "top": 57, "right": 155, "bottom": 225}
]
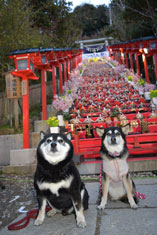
[{"left": 2, "top": 158, "right": 157, "bottom": 175}]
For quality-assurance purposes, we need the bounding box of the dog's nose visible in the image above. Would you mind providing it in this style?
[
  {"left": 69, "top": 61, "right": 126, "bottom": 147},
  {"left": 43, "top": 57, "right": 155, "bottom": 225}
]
[
  {"left": 51, "top": 142, "right": 57, "bottom": 149},
  {"left": 111, "top": 136, "right": 116, "bottom": 143}
]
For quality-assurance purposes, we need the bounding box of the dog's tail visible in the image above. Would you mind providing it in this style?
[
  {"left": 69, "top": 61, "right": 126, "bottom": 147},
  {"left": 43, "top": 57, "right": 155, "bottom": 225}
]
[
  {"left": 134, "top": 195, "right": 139, "bottom": 204},
  {"left": 81, "top": 182, "right": 89, "bottom": 210},
  {"left": 120, "top": 195, "right": 139, "bottom": 204}
]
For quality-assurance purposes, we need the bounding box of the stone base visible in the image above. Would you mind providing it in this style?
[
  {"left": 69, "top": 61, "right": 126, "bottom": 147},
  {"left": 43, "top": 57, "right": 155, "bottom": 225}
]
[
  {"left": 10, "top": 148, "right": 37, "bottom": 166},
  {"left": 34, "top": 120, "right": 49, "bottom": 133},
  {"left": 2, "top": 158, "right": 157, "bottom": 175},
  {"left": 78, "top": 159, "right": 157, "bottom": 175},
  {"left": 2, "top": 164, "right": 36, "bottom": 175}
]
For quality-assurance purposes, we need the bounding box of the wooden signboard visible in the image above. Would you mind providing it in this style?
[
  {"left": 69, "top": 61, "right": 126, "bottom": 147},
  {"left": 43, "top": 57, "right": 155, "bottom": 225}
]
[
  {"left": 5, "top": 73, "right": 21, "bottom": 99},
  {"left": 5, "top": 73, "right": 21, "bottom": 129},
  {"left": 21, "top": 80, "right": 27, "bottom": 95}
]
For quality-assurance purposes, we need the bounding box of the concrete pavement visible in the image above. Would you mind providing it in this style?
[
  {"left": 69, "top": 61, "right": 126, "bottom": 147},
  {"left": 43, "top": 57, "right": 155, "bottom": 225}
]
[{"left": 0, "top": 178, "right": 157, "bottom": 235}]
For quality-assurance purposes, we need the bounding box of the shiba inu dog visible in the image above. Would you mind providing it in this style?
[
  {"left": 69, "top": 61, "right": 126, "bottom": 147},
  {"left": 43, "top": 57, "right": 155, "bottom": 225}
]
[
  {"left": 34, "top": 132, "right": 89, "bottom": 228},
  {"left": 96, "top": 126, "right": 138, "bottom": 210}
]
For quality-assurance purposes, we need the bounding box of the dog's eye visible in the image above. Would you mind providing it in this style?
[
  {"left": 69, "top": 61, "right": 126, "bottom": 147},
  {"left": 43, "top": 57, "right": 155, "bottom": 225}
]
[
  {"left": 58, "top": 139, "right": 63, "bottom": 144},
  {"left": 115, "top": 132, "right": 120, "bottom": 136},
  {"left": 46, "top": 139, "right": 51, "bottom": 143},
  {"left": 107, "top": 132, "right": 111, "bottom": 136}
]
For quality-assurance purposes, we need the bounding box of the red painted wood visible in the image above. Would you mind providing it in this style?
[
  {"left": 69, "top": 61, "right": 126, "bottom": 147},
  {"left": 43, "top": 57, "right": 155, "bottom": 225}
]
[
  {"left": 129, "top": 53, "right": 134, "bottom": 71},
  {"left": 59, "top": 63, "right": 63, "bottom": 94},
  {"left": 41, "top": 69, "right": 47, "bottom": 120},
  {"left": 154, "top": 53, "right": 157, "bottom": 80},
  {"left": 67, "top": 59, "right": 70, "bottom": 80},
  {"left": 135, "top": 53, "right": 141, "bottom": 76},
  {"left": 72, "top": 132, "right": 157, "bottom": 157},
  {"left": 63, "top": 62, "right": 67, "bottom": 83},
  {"left": 125, "top": 52, "right": 129, "bottom": 68},
  {"left": 22, "top": 77, "right": 30, "bottom": 149},
  {"left": 52, "top": 66, "right": 57, "bottom": 99},
  {"left": 143, "top": 53, "right": 150, "bottom": 83},
  {"left": 121, "top": 51, "right": 125, "bottom": 65}
]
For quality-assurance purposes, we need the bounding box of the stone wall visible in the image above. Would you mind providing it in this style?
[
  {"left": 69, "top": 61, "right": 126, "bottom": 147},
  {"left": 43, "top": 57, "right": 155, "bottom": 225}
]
[
  {"left": 0, "top": 134, "right": 23, "bottom": 165},
  {"left": 0, "top": 132, "right": 41, "bottom": 166}
]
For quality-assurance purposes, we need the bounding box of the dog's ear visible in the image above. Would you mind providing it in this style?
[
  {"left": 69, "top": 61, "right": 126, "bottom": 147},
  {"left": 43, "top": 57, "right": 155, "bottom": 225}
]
[
  {"left": 40, "top": 131, "right": 46, "bottom": 140},
  {"left": 95, "top": 127, "right": 105, "bottom": 137},
  {"left": 66, "top": 132, "right": 72, "bottom": 140}
]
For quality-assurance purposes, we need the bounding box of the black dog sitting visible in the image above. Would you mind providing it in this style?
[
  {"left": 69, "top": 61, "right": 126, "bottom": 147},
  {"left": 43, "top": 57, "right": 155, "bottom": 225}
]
[{"left": 34, "top": 132, "right": 89, "bottom": 228}]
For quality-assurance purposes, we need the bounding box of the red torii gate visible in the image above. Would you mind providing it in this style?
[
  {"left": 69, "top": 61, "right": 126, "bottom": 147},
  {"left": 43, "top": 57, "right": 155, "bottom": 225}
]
[
  {"left": 108, "top": 36, "right": 157, "bottom": 83},
  {"left": 9, "top": 48, "right": 83, "bottom": 149}
]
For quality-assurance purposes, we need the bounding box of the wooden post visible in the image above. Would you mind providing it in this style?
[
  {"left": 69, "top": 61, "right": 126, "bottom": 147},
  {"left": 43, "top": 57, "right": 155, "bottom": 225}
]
[
  {"left": 130, "top": 53, "right": 134, "bottom": 72},
  {"left": 59, "top": 63, "right": 63, "bottom": 94},
  {"left": 72, "top": 57, "right": 74, "bottom": 70},
  {"left": 113, "top": 51, "right": 115, "bottom": 60},
  {"left": 21, "top": 77, "right": 30, "bottom": 149},
  {"left": 79, "top": 53, "right": 82, "bottom": 63},
  {"left": 121, "top": 52, "right": 125, "bottom": 65},
  {"left": 125, "top": 53, "right": 129, "bottom": 68},
  {"left": 5, "top": 73, "right": 21, "bottom": 129},
  {"left": 52, "top": 66, "right": 57, "bottom": 99},
  {"left": 67, "top": 60, "right": 70, "bottom": 80},
  {"left": 154, "top": 53, "right": 157, "bottom": 81},
  {"left": 14, "top": 98, "right": 19, "bottom": 129},
  {"left": 41, "top": 69, "right": 47, "bottom": 120},
  {"left": 10, "top": 99, "right": 13, "bottom": 128},
  {"left": 119, "top": 51, "right": 122, "bottom": 64},
  {"left": 143, "top": 53, "right": 150, "bottom": 83},
  {"left": 63, "top": 62, "right": 67, "bottom": 83},
  {"left": 75, "top": 55, "right": 78, "bottom": 68},
  {"left": 135, "top": 53, "right": 141, "bottom": 77},
  {"left": 116, "top": 52, "right": 119, "bottom": 62}
]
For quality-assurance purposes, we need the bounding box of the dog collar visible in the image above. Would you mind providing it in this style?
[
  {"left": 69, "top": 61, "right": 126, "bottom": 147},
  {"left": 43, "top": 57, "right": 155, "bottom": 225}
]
[{"left": 108, "top": 151, "right": 120, "bottom": 157}]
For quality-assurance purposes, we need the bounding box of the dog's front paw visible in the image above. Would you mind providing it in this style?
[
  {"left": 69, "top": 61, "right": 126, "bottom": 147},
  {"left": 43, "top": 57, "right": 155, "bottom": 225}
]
[
  {"left": 97, "top": 205, "right": 105, "bottom": 210},
  {"left": 77, "top": 219, "right": 86, "bottom": 228},
  {"left": 47, "top": 208, "right": 57, "bottom": 217},
  {"left": 130, "top": 203, "right": 138, "bottom": 209},
  {"left": 34, "top": 218, "right": 44, "bottom": 226}
]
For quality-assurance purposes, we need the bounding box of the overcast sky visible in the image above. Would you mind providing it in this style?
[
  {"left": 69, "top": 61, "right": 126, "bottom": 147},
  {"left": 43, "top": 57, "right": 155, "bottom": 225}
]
[{"left": 71, "top": 0, "right": 111, "bottom": 9}]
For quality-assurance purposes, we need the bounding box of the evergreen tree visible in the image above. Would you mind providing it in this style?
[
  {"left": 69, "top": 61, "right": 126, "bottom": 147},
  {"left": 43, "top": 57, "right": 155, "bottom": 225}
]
[
  {"left": 74, "top": 4, "right": 109, "bottom": 38},
  {"left": 0, "top": 0, "right": 50, "bottom": 91},
  {"left": 29, "top": 0, "right": 80, "bottom": 47},
  {"left": 0, "top": 0, "right": 80, "bottom": 91}
]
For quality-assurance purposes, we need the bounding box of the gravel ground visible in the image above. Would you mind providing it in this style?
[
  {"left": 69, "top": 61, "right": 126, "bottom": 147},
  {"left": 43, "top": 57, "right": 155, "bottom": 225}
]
[
  {"left": 0, "top": 171, "right": 157, "bottom": 231},
  {"left": 0, "top": 174, "right": 36, "bottom": 230}
]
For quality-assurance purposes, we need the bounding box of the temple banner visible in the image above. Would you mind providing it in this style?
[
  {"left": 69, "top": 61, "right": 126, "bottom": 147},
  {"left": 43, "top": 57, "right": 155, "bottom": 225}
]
[{"left": 84, "top": 45, "right": 106, "bottom": 54}]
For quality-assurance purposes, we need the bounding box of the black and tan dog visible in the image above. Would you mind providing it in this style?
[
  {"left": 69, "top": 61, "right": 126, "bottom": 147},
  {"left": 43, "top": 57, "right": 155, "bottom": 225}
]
[
  {"left": 96, "top": 126, "right": 138, "bottom": 210},
  {"left": 34, "top": 132, "right": 89, "bottom": 228}
]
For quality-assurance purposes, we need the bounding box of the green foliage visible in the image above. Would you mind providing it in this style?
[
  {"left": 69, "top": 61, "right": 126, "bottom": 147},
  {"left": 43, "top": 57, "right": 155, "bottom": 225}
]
[
  {"left": 138, "top": 79, "right": 145, "bottom": 87},
  {"left": 0, "top": 0, "right": 51, "bottom": 91},
  {"left": 107, "top": 0, "right": 157, "bottom": 41},
  {"left": 29, "top": 0, "right": 80, "bottom": 47},
  {"left": 29, "top": 104, "right": 42, "bottom": 119},
  {"left": 111, "top": 108, "right": 119, "bottom": 117},
  {"left": 67, "top": 88, "right": 72, "bottom": 94},
  {"left": 79, "top": 69, "right": 82, "bottom": 74},
  {"left": 1, "top": 0, "right": 156, "bottom": 95},
  {"left": 73, "top": 3, "right": 109, "bottom": 37},
  {"left": 0, "top": 0, "right": 80, "bottom": 92},
  {"left": 128, "top": 76, "right": 133, "bottom": 81},
  {"left": 63, "top": 112, "right": 71, "bottom": 121},
  {"left": 149, "top": 90, "right": 157, "bottom": 99},
  {"left": 109, "top": 61, "right": 116, "bottom": 67},
  {"left": 46, "top": 116, "right": 59, "bottom": 127}
]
